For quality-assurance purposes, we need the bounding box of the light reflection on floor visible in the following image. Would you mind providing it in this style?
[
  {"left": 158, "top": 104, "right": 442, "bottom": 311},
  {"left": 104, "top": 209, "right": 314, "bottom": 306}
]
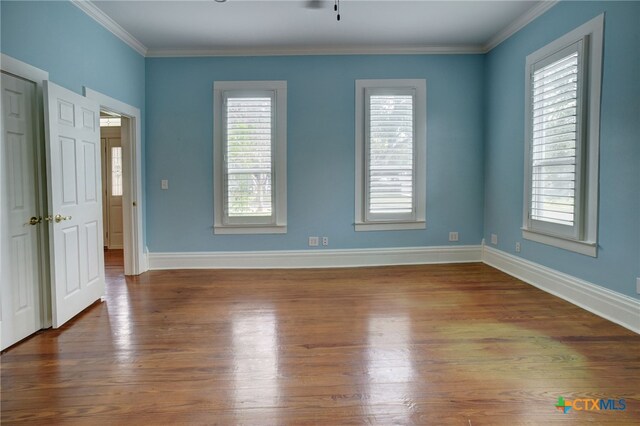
[
  {"left": 104, "top": 249, "right": 133, "bottom": 365},
  {"left": 112, "top": 287, "right": 133, "bottom": 363},
  {"left": 366, "top": 314, "right": 415, "bottom": 421},
  {"left": 231, "top": 308, "right": 280, "bottom": 413}
]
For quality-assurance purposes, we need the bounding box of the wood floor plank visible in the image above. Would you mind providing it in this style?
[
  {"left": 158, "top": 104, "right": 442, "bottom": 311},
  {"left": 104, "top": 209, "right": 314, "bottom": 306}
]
[{"left": 2, "top": 250, "right": 639, "bottom": 424}]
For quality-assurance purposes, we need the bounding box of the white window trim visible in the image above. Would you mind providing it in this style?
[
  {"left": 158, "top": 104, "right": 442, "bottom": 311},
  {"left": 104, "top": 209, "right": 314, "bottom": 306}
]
[
  {"left": 213, "top": 80, "right": 287, "bottom": 234},
  {"left": 355, "top": 79, "right": 427, "bottom": 232},
  {"left": 522, "top": 14, "right": 603, "bottom": 257},
  {"left": 522, "top": 229, "right": 596, "bottom": 257}
]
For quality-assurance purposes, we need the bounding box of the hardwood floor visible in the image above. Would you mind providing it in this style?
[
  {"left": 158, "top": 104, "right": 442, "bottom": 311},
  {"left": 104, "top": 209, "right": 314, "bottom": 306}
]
[{"left": 2, "top": 256, "right": 639, "bottom": 424}]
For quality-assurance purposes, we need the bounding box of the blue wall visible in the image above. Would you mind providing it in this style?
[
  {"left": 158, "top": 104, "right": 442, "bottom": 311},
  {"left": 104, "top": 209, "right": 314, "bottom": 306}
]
[
  {"left": 2, "top": 1, "right": 637, "bottom": 300},
  {"left": 1, "top": 0, "right": 146, "bottom": 242},
  {"left": 484, "top": 1, "right": 640, "bottom": 298},
  {"left": 145, "top": 55, "right": 485, "bottom": 251},
  {"left": 1, "top": 1, "right": 144, "bottom": 112}
]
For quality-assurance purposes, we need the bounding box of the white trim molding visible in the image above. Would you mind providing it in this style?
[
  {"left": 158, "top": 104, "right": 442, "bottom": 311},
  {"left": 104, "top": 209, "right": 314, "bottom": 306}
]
[
  {"left": 484, "top": 1, "right": 559, "bottom": 51},
  {"left": 522, "top": 229, "right": 596, "bottom": 257},
  {"left": 71, "top": 0, "right": 147, "bottom": 56},
  {"left": 147, "top": 45, "right": 484, "bottom": 58},
  {"left": 0, "top": 54, "right": 49, "bottom": 83},
  {"left": 354, "top": 222, "right": 426, "bottom": 232},
  {"left": 483, "top": 246, "right": 640, "bottom": 334},
  {"left": 148, "top": 245, "right": 482, "bottom": 270}
]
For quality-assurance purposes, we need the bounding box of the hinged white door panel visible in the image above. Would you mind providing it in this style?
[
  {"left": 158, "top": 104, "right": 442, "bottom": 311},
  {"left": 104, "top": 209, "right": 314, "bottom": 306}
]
[
  {"left": 44, "top": 81, "right": 104, "bottom": 328},
  {"left": 1, "top": 72, "right": 42, "bottom": 349}
]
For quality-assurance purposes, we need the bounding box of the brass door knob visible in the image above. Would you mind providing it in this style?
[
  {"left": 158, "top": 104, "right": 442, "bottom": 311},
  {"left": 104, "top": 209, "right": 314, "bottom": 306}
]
[
  {"left": 54, "top": 214, "right": 72, "bottom": 223},
  {"left": 27, "top": 216, "right": 42, "bottom": 226}
]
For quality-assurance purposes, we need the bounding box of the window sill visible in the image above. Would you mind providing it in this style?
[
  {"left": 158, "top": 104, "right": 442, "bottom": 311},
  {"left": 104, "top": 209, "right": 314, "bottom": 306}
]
[
  {"left": 522, "top": 229, "right": 596, "bottom": 257},
  {"left": 214, "top": 225, "right": 287, "bottom": 235},
  {"left": 355, "top": 221, "right": 426, "bottom": 232}
]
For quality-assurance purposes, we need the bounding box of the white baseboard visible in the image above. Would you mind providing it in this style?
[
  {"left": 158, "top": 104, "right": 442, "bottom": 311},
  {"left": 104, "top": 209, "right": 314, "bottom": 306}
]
[
  {"left": 482, "top": 245, "right": 640, "bottom": 334},
  {"left": 141, "top": 246, "right": 149, "bottom": 274},
  {"left": 148, "top": 245, "right": 482, "bottom": 270}
]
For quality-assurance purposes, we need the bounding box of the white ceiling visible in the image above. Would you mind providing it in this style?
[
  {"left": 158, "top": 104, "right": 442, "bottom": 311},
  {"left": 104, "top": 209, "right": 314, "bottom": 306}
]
[{"left": 84, "top": 0, "right": 556, "bottom": 56}]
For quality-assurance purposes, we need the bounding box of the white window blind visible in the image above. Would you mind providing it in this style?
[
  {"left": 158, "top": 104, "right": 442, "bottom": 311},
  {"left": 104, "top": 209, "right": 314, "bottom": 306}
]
[
  {"left": 213, "top": 80, "right": 287, "bottom": 234},
  {"left": 355, "top": 79, "right": 426, "bottom": 231},
  {"left": 224, "top": 94, "right": 274, "bottom": 220},
  {"left": 522, "top": 14, "right": 603, "bottom": 257},
  {"left": 529, "top": 42, "right": 582, "bottom": 231},
  {"left": 366, "top": 91, "right": 415, "bottom": 220}
]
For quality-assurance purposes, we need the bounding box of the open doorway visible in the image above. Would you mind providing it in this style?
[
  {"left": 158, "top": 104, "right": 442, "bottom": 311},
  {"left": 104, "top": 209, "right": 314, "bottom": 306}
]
[
  {"left": 100, "top": 112, "right": 125, "bottom": 275},
  {"left": 85, "top": 87, "right": 145, "bottom": 277}
]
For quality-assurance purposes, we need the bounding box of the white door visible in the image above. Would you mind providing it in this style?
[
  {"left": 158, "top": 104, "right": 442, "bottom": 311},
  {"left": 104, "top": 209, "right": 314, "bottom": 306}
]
[
  {"left": 43, "top": 81, "right": 105, "bottom": 328},
  {"left": 107, "top": 137, "right": 123, "bottom": 248},
  {"left": 100, "top": 126, "right": 124, "bottom": 249},
  {"left": 0, "top": 72, "right": 42, "bottom": 350}
]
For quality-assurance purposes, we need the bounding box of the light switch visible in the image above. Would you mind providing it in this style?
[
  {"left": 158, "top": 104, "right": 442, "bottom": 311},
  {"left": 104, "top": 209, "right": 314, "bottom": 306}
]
[{"left": 161, "top": 179, "right": 169, "bottom": 190}]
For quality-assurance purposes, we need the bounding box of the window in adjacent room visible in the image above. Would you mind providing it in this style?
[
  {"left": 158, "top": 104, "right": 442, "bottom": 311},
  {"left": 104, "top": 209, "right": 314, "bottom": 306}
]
[
  {"left": 523, "top": 15, "right": 603, "bottom": 256},
  {"left": 111, "top": 146, "right": 123, "bottom": 197},
  {"left": 355, "top": 79, "right": 426, "bottom": 231},
  {"left": 213, "top": 81, "right": 287, "bottom": 234},
  {"left": 100, "top": 117, "right": 121, "bottom": 127}
]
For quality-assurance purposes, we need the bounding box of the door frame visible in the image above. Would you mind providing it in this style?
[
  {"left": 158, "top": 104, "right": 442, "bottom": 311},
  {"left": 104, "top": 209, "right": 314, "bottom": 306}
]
[
  {"left": 0, "top": 54, "right": 52, "bottom": 328},
  {"left": 84, "top": 88, "right": 145, "bottom": 275}
]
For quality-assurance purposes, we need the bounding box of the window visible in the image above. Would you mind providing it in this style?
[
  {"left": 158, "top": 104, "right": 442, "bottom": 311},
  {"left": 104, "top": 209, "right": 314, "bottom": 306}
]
[
  {"left": 213, "top": 81, "right": 287, "bottom": 234},
  {"left": 523, "top": 15, "right": 603, "bottom": 256},
  {"left": 355, "top": 79, "right": 426, "bottom": 231},
  {"left": 100, "top": 117, "right": 121, "bottom": 127},
  {"left": 111, "top": 146, "right": 123, "bottom": 196}
]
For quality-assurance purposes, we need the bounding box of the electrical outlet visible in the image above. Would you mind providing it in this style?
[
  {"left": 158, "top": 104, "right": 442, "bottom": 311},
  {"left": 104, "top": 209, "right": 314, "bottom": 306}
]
[
  {"left": 515, "top": 242, "right": 521, "bottom": 253},
  {"left": 161, "top": 179, "right": 169, "bottom": 190},
  {"left": 491, "top": 234, "right": 498, "bottom": 245},
  {"left": 322, "top": 237, "right": 329, "bottom": 246},
  {"left": 448, "top": 232, "right": 459, "bottom": 242},
  {"left": 308, "top": 236, "right": 319, "bottom": 247}
]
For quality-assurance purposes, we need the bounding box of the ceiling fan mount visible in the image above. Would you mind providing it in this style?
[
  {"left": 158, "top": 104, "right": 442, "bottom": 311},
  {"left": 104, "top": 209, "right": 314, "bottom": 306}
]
[
  {"left": 305, "top": 0, "right": 341, "bottom": 21},
  {"left": 305, "top": 0, "right": 325, "bottom": 9}
]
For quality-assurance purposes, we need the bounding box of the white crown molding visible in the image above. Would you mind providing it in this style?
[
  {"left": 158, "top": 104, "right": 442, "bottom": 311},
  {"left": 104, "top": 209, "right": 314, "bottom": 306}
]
[
  {"left": 483, "top": 1, "right": 559, "bottom": 52},
  {"left": 71, "top": 0, "right": 148, "bottom": 56},
  {"left": 146, "top": 45, "right": 484, "bottom": 58},
  {"left": 148, "top": 245, "right": 482, "bottom": 270},
  {"left": 482, "top": 245, "right": 640, "bottom": 334}
]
